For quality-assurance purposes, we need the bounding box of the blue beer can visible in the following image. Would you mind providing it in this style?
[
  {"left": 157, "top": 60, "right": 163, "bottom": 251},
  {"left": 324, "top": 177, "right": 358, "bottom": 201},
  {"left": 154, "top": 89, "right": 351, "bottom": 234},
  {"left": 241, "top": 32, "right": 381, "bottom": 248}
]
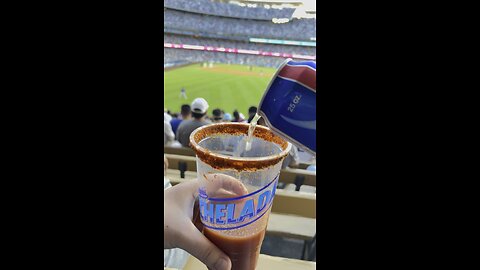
[{"left": 257, "top": 58, "right": 316, "bottom": 155}]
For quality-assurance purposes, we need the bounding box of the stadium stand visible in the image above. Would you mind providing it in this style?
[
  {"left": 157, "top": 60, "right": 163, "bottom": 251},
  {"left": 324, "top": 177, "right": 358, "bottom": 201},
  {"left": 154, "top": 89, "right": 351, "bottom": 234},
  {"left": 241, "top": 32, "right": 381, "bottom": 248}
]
[
  {"left": 164, "top": 146, "right": 314, "bottom": 168},
  {"left": 164, "top": 0, "right": 316, "bottom": 68},
  {"left": 163, "top": 146, "right": 195, "bottom": 156},
  {"left": 164, "top": 0, "right": 295, "bottom": 21},
  {"left": 164, "top": 153, "right": 316, "bottom": 190},
  {"left": 165, "top": 8, "right": 315, "bottom": 41}
]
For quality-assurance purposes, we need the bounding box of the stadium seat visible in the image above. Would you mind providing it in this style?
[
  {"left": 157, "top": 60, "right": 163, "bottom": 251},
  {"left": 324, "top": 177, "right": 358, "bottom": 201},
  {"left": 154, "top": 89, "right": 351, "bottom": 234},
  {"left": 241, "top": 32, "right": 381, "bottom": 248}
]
[
  {"left": 165, "top": 154, "right": 316, "bottom": 187},
  {"left": 164, "top": 146, "right": 196, "bottom": 156},
  {"left": 284, "top": 183, "right": 297, "bottom": 191},
  {"left": 299, "top": 185, "right": 316, "bottom": 193}
]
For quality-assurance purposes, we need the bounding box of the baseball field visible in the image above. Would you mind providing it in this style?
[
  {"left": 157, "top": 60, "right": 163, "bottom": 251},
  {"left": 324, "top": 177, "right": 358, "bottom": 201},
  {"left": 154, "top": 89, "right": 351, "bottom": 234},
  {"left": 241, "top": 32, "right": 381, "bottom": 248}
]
[{"left": 164, "top": 63, "right": 276, "bottom": 116}]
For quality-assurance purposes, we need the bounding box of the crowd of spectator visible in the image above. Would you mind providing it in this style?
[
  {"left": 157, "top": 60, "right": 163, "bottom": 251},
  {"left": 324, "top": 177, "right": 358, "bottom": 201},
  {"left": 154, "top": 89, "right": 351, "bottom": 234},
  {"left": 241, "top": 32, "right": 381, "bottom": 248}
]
[
  {"left": 164, "top": 98, "right": 257, "bottom": 148},
  {"left": 164, "top": 48, "right": 287, "bottom": 68},
  {"left": 164, "top": 8, "right": 315, "bottom": 41},
  {"left": 164, "top": 0, "right": 294, "bottom": 21},
  {"left": 163, "top": 1, "right": 315, "bottom": 167},
  {"left": 164, "top": 100, "right": 304, "bottom": 168},
  {"left": 164, "top": 34, "right": 316, "bottom": 56}
]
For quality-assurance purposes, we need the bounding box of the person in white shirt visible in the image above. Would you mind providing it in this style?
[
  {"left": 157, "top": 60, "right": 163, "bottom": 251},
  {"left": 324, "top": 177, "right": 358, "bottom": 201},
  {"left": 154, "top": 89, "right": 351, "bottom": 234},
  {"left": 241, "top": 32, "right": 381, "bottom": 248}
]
[
  {"left": 282, "top": 144, "right": 300, "bottom": 169},
  {"left": 164, "top": 112, "right": 175, "bottom": 146},
  {"left": 176, "top": 98, "right": 210, "bottom": 147},
  {"left": 164, "top": 155, "right": 190, "bottom": 268}
]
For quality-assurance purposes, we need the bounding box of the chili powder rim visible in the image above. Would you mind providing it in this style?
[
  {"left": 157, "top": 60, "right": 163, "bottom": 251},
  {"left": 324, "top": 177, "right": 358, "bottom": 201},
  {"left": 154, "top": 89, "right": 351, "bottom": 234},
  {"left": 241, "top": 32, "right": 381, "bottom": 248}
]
[{"left": 189, "top": 122, "right": 291, "bottom": 171}]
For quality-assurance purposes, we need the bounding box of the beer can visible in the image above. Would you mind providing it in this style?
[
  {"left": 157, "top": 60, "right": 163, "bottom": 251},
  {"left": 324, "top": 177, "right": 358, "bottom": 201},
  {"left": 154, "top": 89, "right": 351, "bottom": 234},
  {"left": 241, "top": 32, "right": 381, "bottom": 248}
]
[{"left": 257, "top": 58, "right": 316, "bottom": 155}]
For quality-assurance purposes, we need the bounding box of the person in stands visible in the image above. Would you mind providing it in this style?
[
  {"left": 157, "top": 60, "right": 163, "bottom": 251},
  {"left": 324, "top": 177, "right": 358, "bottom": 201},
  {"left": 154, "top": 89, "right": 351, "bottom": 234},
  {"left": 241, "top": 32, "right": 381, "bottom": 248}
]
[
  {"left": 239, "top": 112, "right": 246, "bottom": 122},
  {"left": 176, "top": 98, "right": 210, "bottom": 147},
  {"left": 211, "top": 108, "right": 224, "bottom": 123},
  {"left": 281, "top": 144, "right": 300, "bottom": 169},
  {"left": 170, "top": 104, "right": 191, "bottom": 135},
  {"left": 247, "top": 106, "right": 257, "bottom": 123},
  {"left": 232, "top": 110, "right": 245, "bottom": 122},
  {"left": 164, "top": 112, "right": 175, "bottom": 146},
  {"left": 223, "top": 112, "right": 232, "bottom": 122}
]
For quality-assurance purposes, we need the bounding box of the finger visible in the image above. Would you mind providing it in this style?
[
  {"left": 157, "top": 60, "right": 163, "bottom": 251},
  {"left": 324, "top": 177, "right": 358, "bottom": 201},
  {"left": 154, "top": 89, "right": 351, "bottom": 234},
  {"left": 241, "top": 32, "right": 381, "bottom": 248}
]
[
  {"left": 204, "top": 173, "right": 248, "bottom": 198},
  {"left": 169, "top": 179, "right": 200, "bottom": 201},
  {"left": 203, "top": 174, "right": 249, "bottom": 222},
  {"left": 178, "top": 223, "right": 231, "bottom": 270},
  {"left": 182, "top": 182, "right": 202, "bottom": 219}
]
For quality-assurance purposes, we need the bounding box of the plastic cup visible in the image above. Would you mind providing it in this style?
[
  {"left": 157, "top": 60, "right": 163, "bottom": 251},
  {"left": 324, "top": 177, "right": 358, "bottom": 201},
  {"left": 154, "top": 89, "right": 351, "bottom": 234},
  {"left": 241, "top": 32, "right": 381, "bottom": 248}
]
[{"left": 190, "top": 122, "right": 291, "bottom": 270}]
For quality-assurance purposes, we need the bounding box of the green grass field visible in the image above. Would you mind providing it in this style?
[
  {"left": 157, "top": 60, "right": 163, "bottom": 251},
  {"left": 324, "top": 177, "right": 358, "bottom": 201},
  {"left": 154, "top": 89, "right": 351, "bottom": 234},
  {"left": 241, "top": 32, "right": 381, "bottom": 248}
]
[{"left": 164, "top": 64, "right": 276, "bottom": 116}]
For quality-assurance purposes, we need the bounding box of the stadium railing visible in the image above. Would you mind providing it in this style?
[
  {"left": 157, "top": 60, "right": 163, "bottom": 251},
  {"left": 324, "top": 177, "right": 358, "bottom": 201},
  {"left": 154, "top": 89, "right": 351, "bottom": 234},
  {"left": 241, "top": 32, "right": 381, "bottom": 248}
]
[
  {"left": 164, "top": 146, "right": 195, "bottom": 156},
  {"left": 165, "top": 153, "right": 316, "bottom": 191}
]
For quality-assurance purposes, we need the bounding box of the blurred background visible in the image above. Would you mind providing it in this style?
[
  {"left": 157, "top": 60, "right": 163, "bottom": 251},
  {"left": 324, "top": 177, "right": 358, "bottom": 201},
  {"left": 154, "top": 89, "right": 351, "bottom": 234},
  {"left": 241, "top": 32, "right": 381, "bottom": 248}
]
[{"left": 164, "top": 0, "right": 316, "bottom": 117}]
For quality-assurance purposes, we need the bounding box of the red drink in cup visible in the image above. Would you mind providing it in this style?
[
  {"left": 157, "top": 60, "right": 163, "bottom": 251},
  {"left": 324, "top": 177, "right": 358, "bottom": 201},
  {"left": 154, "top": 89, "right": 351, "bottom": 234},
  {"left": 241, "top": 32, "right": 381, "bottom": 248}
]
[{"left": 190, "top": 123, "right": 291, "bottom": 270}]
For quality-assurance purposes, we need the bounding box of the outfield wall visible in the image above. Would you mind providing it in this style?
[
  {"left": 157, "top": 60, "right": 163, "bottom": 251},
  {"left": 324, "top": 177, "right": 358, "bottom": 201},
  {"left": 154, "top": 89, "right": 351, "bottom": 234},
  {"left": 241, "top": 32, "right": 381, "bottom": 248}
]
[
  {"left": 164, "top": 43, "right": 315, "bottom": 60},
  {"left": 164, "top": 61, "right": 198, "bottom": 71}
]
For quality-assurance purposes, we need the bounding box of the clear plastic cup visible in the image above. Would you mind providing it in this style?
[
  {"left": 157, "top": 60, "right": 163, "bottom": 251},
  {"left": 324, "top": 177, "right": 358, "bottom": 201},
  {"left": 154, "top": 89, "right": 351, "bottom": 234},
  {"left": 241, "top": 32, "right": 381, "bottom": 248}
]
[{"left": 190, "top": 123, "right": 291, "bottom": 270}]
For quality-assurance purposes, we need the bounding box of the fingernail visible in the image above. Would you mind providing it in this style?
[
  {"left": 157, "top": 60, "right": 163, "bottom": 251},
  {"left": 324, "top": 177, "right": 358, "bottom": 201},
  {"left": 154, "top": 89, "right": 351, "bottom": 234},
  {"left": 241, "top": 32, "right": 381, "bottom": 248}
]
[{"left": 214, "top": 257, "right": 230, "bottom": 270}]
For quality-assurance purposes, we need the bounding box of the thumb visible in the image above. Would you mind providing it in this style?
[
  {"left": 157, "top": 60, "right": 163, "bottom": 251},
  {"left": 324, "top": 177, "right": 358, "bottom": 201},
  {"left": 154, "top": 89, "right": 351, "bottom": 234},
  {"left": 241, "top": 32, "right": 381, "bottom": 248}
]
[{"left": 178, "top": 223, "right": 231, "bottom": 270}]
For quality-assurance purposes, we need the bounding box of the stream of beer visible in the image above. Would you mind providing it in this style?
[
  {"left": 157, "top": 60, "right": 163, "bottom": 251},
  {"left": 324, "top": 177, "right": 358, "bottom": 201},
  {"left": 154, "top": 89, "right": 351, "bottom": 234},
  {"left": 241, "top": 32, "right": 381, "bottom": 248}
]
[
  {"left": 232, "top": 113, "right": 261, "bottom": 157},
  {"left": 245, "top": 113, "right": 261, "bottom": 152}
]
